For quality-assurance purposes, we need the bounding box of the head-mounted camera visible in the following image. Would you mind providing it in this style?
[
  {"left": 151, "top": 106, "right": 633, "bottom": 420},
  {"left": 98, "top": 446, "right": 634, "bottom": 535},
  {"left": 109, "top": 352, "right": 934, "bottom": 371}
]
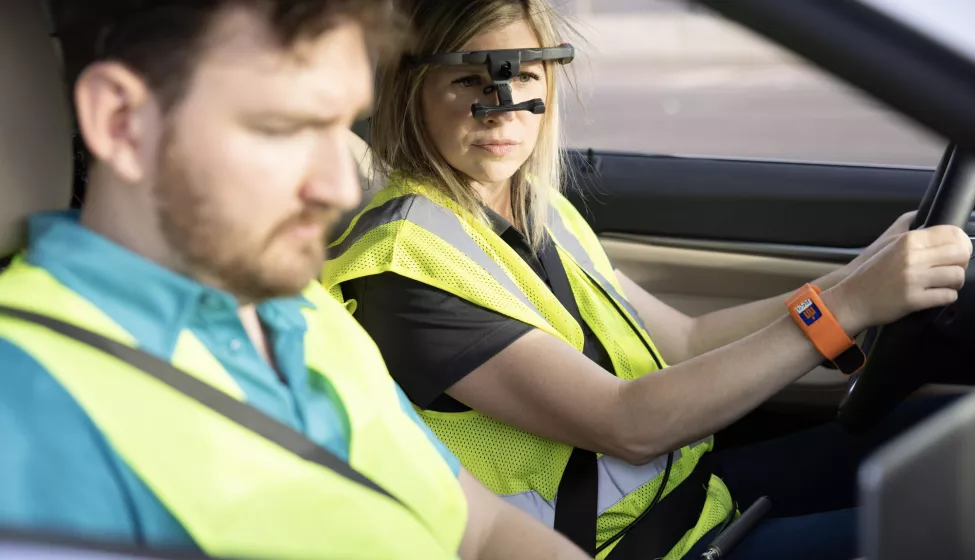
[{"left": 409, "top": 43, "right": 575, "bottom": 120}]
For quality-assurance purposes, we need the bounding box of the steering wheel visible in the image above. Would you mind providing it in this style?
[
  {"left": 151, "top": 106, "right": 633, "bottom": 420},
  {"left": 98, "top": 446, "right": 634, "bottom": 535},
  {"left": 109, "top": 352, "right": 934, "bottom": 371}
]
[{"left": 837, "top": 143, "right": 975, "bottom": 432}]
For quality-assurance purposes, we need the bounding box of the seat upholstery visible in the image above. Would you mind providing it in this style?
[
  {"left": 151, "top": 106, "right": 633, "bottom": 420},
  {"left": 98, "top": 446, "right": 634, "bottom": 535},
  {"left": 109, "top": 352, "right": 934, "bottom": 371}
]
[
  {"left": 0, "top": 0, "right": 73, "bottom": 258},
  {"left": 332, "top": 124, "right": 384, "bottom": 241}
]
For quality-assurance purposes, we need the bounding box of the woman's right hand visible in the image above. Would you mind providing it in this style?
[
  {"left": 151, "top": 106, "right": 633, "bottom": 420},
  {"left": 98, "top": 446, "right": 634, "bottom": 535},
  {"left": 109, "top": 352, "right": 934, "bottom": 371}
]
[{"left": 825, "top": 224, "right": 973, "bottom": 335}]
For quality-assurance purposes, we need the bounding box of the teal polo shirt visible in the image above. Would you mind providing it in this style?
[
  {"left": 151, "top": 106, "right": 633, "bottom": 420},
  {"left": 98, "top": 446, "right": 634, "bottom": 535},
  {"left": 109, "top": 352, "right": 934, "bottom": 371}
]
[{"left": 0, "top": 211, "right": 460, "bottom": 551}]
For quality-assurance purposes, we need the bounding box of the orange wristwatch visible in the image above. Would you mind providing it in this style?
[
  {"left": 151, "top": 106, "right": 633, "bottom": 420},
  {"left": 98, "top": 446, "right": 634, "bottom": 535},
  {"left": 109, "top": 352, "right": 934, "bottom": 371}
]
[{"left": 786, "top": 284, "right": 865, "bottom": 375}]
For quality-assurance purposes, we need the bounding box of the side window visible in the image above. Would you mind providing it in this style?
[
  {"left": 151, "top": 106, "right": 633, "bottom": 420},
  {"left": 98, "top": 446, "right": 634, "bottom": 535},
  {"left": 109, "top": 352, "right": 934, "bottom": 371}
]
[{"left": 559, "top": 1, "right": 944, "bottom": 166}]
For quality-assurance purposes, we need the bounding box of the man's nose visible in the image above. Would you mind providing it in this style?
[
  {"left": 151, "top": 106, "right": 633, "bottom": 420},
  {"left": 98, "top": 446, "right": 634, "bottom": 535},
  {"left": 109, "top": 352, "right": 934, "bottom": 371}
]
[{"left": 301, "top": 130, "right": 362, "bottom": 212}]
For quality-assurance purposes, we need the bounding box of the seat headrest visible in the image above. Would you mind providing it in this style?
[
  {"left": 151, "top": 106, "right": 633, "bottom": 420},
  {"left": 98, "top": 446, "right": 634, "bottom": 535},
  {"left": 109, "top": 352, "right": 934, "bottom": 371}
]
[
  {"left": 0, "top": 0, "right": 73, "bottom": 257},
  {"left": 328, "top": 127, "right": 385, "bottom": 241},
  {"left": 347, "top": 126, "right": 381, "bottom": 192}
]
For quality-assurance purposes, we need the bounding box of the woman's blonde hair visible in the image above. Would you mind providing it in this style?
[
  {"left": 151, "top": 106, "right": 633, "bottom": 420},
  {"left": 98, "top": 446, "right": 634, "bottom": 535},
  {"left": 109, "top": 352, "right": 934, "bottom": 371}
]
[{"left": 370, "top": 0, "right": 572, "bottom": 250}]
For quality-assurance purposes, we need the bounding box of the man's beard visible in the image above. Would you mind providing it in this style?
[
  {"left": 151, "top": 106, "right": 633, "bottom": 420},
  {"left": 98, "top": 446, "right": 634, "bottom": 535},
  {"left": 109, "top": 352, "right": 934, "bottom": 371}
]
[{"left": 152, "top": 136, "right": 340, "bottom": 302}]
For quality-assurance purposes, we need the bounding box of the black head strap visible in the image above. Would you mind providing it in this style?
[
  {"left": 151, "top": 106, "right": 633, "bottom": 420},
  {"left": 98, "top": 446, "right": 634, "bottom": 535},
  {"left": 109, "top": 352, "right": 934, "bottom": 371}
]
[{"left": 409, "top": 43, "right": 575, "bottom": 119}]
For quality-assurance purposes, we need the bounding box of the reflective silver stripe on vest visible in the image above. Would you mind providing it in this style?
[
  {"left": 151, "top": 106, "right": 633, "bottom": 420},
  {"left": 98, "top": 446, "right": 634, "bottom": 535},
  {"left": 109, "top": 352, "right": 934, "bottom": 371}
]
[
  {"left": 596, "top": 451, "right": 678, "bottom": 516},
  {"left": 500, "top": 490, "right": 557, "bottom": 528},
  {"left": 331, "top": 194, "right": 546, "bottom": 321},
  {"left": 500, "top": 436, "right": 713, "bottom": 526},
  {"left": 546, "top": 206, "right": 649, "bottom": 333},
  {"left": 329, "top": 196, "right": 416, "bottom": 260},
  {"left": 597, "top": 435, "right": 713, "bottom": 515}
]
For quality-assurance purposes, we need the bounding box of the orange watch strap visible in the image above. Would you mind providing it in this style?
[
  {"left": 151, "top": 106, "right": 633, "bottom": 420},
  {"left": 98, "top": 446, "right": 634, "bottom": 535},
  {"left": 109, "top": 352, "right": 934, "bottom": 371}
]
[{"left": 786, "top": 284, "right": 855, "bottom": 360}]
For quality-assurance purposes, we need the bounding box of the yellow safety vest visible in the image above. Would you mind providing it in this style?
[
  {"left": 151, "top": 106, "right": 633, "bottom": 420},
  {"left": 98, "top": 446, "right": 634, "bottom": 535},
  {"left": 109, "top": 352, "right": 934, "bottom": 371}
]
[
  {"left": 0, "top": 256, "right": 467, "bottom": 559},
  {"left": 323, "top": 175, "right": 734, "bottom": 559}
]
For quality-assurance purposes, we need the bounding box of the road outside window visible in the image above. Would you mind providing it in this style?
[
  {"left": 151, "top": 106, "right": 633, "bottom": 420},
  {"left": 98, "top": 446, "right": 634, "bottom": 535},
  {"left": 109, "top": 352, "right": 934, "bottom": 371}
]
[{"left": 557, "top": 0, "right": 944, "bottom": 166}]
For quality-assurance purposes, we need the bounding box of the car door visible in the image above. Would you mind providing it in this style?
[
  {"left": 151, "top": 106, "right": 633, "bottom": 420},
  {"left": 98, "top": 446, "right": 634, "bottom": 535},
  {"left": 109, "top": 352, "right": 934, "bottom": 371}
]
[{"left": 557, "top": 1, "right": 947, "bottom": 422}]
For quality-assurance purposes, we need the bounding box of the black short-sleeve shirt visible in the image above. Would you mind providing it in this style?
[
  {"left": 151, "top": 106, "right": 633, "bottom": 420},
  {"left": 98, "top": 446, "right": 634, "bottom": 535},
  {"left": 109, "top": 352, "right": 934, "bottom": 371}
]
[{"left": 342, "top": 207, "right": 614, "bottom": 412}]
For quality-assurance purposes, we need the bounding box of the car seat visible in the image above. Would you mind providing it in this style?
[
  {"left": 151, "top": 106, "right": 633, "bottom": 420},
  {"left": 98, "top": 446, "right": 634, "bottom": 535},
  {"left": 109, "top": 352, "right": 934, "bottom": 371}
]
[{"left": 0, "top": 0, "right": 74, "bottom": 268}]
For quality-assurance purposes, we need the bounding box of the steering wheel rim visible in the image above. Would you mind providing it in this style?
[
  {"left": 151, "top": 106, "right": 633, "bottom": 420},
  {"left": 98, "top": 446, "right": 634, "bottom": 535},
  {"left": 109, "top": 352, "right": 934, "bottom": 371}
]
[
  {"left": 838, "top": 143, "right": 975, "bottom": 432},
  {"left": 853, "top": 144, "right": 956, "bottom": 356}
]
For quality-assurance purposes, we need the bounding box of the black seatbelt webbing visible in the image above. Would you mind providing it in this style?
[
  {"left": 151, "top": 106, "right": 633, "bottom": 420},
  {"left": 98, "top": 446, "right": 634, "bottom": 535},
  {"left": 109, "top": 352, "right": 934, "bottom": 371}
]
[
  {"left": 539, "top": 239, "right": 599, "bottom": 556},
  {"left": 553, "top": 446, "right": 598, "bottom": 556},
  {"left": 540, "top": 231, "right": 704, "bottom": 557},
  {"left": 605, "top": 453, "right": 714, "bottom": 560},
  {"left": 0, "top": 305, "right": 403, "bottom": 506}
]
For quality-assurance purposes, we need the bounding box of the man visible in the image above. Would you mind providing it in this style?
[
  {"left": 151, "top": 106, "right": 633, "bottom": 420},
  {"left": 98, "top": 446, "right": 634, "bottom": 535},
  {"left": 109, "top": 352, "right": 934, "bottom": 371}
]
[{"left": 0, "top": 1, "right": 586, "bottom": 558}]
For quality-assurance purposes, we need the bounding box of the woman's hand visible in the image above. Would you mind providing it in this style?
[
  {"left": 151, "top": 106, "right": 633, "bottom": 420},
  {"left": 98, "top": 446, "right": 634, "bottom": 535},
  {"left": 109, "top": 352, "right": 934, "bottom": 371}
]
[
  {"left": 845, "top": 211, "right": 917, "bottom": 274},
  {"left": 824, "top": 224, "right": 973, "bottom": 335},
  {"left": 815, "top": 211, "right": 916, "bottom": 294}
]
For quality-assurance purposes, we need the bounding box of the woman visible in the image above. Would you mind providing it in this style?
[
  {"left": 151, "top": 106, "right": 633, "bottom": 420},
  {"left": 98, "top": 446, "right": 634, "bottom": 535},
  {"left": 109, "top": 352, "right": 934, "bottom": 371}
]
[{"left": 322, "top": 1, "right": 972, "bottom": 557}]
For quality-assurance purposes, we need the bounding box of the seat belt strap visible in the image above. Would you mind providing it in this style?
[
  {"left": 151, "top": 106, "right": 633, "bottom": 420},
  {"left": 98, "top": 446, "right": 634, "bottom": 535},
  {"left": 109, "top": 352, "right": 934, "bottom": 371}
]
[
  {"left": 553, "top": 446, "right": 599, "bottom": 556},
  {"left": 606, "top": 453, "right": 714, "bottom": 559},
  {"left": 539, "top": 238, "right": 600, "bottom": 556},
  {"left": 0, "top": 304, "right": 404, "bottom": 507}
]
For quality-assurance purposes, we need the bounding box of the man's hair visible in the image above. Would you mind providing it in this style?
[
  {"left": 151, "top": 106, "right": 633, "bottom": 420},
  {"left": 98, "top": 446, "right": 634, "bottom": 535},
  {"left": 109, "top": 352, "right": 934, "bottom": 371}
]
[{"left": 53, "top": 0, "right": 408, "bottom": 113}]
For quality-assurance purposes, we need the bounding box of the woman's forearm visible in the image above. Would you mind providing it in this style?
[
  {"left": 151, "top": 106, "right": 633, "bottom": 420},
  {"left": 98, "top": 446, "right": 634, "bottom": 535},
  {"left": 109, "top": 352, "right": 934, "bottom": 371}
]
[
  {"left": 616, "top": 288, "right": 855, "bottom": 463},
  {"left": 684, "top": 265, "right": 850, "bottom": 360}
]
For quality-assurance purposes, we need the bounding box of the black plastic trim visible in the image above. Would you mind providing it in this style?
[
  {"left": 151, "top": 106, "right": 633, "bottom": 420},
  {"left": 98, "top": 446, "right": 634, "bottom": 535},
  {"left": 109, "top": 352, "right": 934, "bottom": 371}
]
[{"left": 565, "top": 150, "right": 933, "bottom": 249}]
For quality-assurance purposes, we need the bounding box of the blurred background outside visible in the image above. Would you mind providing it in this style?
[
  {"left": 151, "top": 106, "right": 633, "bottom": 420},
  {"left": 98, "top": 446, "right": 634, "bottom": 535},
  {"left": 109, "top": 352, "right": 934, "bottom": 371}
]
[{"left": 555, "top": 0, "right": 945, "bottom": 167}]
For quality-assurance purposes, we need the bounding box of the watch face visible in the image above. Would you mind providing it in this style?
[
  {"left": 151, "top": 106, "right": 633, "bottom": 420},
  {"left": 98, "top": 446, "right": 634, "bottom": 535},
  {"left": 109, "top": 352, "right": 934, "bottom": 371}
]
[{"left": 794, "top": 298, "right": 823, "bottom": 326}]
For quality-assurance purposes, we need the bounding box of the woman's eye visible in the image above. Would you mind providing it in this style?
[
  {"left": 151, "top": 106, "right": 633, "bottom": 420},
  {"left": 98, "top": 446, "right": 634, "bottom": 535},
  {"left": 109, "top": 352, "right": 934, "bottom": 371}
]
[
  {"left": 453, "top": 75, "right": 481, "bottom": 87},
  {"left": 517, "top": 72, "right": 540, "bottom": 83}
]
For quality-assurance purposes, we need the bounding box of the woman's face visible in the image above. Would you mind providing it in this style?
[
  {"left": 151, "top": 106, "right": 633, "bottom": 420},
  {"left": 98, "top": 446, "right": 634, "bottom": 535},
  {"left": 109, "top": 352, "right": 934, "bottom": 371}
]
[{"left": 421, "top": 19, "right": 547, "bottom": 189}]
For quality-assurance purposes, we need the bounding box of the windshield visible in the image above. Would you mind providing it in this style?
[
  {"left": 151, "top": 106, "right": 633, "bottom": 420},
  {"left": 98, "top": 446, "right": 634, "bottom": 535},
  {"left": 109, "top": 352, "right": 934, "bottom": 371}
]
[{"left": 858, "top": 0, "right": 975, "bottom": 65}]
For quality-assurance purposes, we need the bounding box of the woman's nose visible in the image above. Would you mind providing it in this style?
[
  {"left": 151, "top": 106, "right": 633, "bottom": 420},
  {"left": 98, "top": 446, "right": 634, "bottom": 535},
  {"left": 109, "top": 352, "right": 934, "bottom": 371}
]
[{"left": 482, "top": 106, "right": 517, "bottom": 126}]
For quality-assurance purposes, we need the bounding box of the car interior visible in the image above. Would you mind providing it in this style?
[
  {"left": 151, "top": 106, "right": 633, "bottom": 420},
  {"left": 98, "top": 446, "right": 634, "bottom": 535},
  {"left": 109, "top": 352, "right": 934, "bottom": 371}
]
[
  {"left": 327, "top": 5, "right": 975, "bottom": 454},
  {"left": 1, "top": 0, "right": 975, "bottom": 547},
  {"left": 342, "top": 123, "right": 974, "bottom": 448},
  {"left": 3, "top": 0, "right": 973, "bottom": 453},
  {"left": 3, "top": 0, "right": 975, "bottom": 556},
  {"left": 0, "top": 0, "right": 74, "bottom": 268}
]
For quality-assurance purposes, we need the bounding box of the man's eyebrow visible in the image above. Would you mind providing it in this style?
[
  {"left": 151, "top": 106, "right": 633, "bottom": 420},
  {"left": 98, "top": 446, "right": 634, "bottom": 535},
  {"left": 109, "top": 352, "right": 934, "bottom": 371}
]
[
  {"left": 244, "top": 110, "right": 341, "bottom": 127},
  {"left": 245, "top": 101, "right": 374, "bottom": 125}
]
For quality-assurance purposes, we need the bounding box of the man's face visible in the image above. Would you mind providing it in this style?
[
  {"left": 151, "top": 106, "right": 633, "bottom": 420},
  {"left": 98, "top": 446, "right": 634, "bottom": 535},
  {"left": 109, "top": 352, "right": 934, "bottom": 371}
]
[{"left": 152, "top": 9, "right": 370, "bottom": 301}]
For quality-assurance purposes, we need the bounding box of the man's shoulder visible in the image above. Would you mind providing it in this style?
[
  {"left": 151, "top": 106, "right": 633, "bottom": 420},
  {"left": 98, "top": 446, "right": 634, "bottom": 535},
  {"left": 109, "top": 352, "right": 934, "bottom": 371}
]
[
  {"left": 0, "top": 337, "right": 141, "bottom": 541},
  {"left": 0, "top": 337, "right": 195, "bottom": 549},
  {"left": 0, "top": 335, "right": 111, "bottom": 452},
  {"left": 0, "top": 336, "right": 104, "bottom": 443},
  {"left": 0, "top": 336, "right": 58, "bottom": 390}
]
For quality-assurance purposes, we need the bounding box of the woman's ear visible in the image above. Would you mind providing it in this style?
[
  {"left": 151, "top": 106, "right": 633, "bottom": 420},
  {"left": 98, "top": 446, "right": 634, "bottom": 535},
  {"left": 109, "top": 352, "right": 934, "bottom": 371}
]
[{"left": 74, "top": 61, "right": 161, "bottom": 185}]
